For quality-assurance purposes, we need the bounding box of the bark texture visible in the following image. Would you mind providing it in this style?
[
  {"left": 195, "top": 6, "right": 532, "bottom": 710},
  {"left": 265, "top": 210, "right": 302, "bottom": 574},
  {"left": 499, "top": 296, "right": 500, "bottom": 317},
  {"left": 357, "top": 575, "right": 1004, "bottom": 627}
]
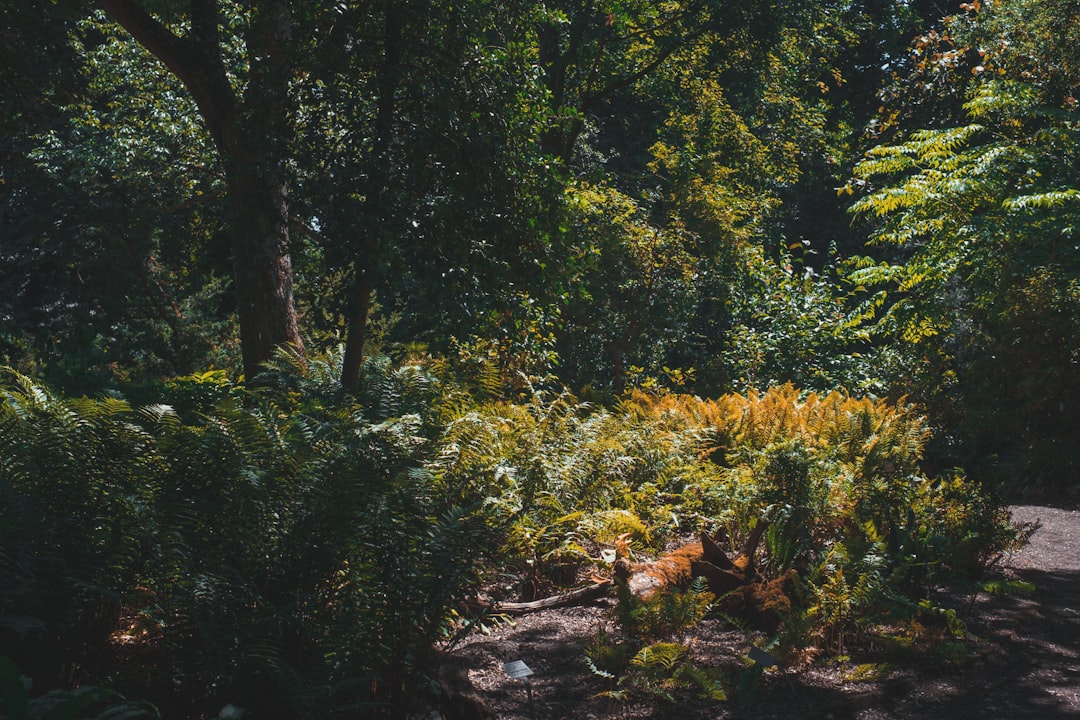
[
  {"left": 615, "top": 521, "right": 793, "bottom": 631},
  {"left": 99, "top": 0, "right": 304, "bottom": 380}
]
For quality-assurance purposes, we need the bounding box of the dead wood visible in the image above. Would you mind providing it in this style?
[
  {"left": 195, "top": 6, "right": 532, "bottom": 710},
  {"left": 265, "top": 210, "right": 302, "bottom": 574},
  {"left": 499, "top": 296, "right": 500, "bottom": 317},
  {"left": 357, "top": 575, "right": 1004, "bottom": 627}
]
[
  {"left": 437, "top": 658, "right": 496, "bottom": 720},
  {"left": 493, "top": 580, "right": 613, "bottom": 614},
  {"left": 607, "top": 520, "right": 795, "bottom": 630},
  {"left": 616, "top": 521, "right": 771, "bottom": 601},
  {"left": 482, "top": 520, "right": 785, "bottom": 631},
  {"left": 615, "top": 539, "right": 704, "bottom": 601}
]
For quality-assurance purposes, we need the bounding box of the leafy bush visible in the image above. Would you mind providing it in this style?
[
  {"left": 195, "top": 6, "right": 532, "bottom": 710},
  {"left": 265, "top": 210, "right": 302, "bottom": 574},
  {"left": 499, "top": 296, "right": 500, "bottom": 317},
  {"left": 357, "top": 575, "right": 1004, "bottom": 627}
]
[
  {"left": 0, "top": 358, "right": 501, "bottom": 719},
  {"left": 426, "top": 388, "right": 733, "bottom": 597},
  {"left": 603, "top": 386, "right": 1021, "bottom": 648},
  {"left": 0, "top": 654, "right": 158, "bottom": 720},
  {"left": 847, "top": 0, "right": 1080, "bottom": 495},
  {"left": 424, "top": 379, "right": 1023, "bottom": 663},
  {"left": 721, "top": 244, "right": 884, "bottom": 395},
  {"left": 0, "top": 360, "right": 1025, "bottom": 716}
]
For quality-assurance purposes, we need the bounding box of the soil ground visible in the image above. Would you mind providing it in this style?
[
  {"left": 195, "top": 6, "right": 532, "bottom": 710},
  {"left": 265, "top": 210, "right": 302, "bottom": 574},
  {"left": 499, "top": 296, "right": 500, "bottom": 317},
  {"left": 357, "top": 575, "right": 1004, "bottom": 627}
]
[{"left": 445, "top": 504, "right": 1080, "bottom": 719}]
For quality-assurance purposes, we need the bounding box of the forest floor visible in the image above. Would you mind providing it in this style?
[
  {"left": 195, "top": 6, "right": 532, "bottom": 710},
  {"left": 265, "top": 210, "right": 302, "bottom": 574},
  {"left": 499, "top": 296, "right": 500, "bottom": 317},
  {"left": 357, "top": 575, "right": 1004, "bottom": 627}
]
[{"left": 446, "top": 503, "right": 1080, "bottom": 719}]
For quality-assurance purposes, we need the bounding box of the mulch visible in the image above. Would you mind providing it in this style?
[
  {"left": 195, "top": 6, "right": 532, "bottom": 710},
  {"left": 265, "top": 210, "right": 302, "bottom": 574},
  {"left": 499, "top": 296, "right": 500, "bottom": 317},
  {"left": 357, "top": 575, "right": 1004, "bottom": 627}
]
[{"left": 443, "top": 504, "right": 1080, "bottom": 719}]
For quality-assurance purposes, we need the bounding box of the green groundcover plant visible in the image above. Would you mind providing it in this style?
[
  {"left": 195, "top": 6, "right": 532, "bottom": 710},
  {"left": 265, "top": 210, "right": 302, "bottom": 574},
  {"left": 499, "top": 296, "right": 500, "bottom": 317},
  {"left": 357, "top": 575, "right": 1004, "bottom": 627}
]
[{"left": 0, "top": 356, "right": 1024, "bottom": 718}]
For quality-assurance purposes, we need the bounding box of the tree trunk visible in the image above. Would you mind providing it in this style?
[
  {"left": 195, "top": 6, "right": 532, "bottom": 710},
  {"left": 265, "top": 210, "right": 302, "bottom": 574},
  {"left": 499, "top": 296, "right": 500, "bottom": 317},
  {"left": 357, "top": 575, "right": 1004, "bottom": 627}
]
[
  {"left": 339, "top": 1, "right": 405, "bottom": 389},
  {"left": 223, "top": 143, "right": 303, "bottom": 380},
  {"left": 537, "top": 16, "right": 587, "bottom": 167},
  {"left": 99, "top": 0, "right": 304, "bottom": 381},
  {"left": 340, "top": 269, "right": 370, "bottom": 391},
  {"left": 228, "top": 0, "right": 303, "bottom": 380}
]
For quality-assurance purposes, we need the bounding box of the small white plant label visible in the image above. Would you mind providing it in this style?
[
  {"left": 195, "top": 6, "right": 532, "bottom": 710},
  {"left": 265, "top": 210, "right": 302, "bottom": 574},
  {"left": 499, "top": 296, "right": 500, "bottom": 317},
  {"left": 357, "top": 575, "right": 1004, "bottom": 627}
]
[{"left": 503, "top": 659, "right": 535, "bottom": 679}]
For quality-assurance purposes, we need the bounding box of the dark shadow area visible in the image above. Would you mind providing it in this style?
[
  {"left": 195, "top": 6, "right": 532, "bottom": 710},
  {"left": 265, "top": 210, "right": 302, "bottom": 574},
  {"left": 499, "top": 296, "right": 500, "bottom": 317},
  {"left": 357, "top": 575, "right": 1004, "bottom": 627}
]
[
  {"left": 721, "top": 568, "right": 1080, "bottom": 719},
  {"left": 923, "top": 567, "right": 1080, "bottom": 720},
  {"left": 819, "top": 567, "right": 1080, "bottom": 720},
  {"left": 451, "top": 570, "right": 1080, "bottom": 719},
  {"left": 450, "top": 508, "right": 1080, "bottom": 719}
]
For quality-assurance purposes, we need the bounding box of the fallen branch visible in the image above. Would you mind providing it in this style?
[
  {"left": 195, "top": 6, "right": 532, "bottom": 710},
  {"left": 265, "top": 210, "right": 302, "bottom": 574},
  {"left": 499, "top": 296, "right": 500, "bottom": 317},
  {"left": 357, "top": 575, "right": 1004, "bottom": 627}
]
[
  {"left": 477, "top": 520, "right": 788, "bottom": 631},
  {"left": 493, "top": 580, "right": 613, "bottom": 614},
  {"left": 611, "top": 521, "right": 792, "bottom": 631},
  {"left": 616, "top": 521, "right": 770, "bottom": 601}
]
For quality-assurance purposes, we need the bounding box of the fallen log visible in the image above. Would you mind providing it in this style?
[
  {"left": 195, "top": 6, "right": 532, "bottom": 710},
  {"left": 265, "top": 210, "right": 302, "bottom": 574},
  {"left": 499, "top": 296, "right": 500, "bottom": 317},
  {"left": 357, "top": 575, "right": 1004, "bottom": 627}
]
[
  {"left": 473, "top": 521, "right": 790, "bottom": 632},
  {"left": 614, "top": 539, "right": 704, "bottom": 601},
  {"left": 615, "top": 521, "right": 769, "bottom": 601},
  {"left": 493, "top": 579, "right": 612, "bottom": 614},
  {"left": 613, "top": 520, "right": 793, "bottom": 631}
]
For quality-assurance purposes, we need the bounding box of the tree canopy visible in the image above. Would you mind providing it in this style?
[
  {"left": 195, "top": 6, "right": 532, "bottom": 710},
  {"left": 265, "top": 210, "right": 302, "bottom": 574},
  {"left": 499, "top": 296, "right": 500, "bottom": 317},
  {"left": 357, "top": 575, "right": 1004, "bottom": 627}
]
[
  {"left": 1, "top": 0, "right": 1075, "bottom": 476},
  {"left": 1, "top": 1, "right": 1072, "bottom": 716},
  {"left": 848, "top": 0, "right": 1080, "bottom": 486}
]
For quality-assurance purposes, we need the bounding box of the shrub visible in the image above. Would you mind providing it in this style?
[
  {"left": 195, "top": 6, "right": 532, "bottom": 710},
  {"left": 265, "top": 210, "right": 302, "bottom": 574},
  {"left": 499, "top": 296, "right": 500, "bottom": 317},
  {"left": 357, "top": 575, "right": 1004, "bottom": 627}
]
[
  {"left": 611, "top": 386, "right": 1022, "bottom": 647},
  {"left": 0, "top": 359, "right": 501, "bottom": 719},
  {"left": 0, "top": 361, "right": 1025, "bottom": 716}
]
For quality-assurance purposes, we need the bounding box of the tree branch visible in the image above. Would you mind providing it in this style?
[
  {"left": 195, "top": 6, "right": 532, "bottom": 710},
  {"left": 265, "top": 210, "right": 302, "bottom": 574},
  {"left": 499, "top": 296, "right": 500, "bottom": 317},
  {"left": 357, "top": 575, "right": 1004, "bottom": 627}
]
[
  {"left": 493, "top": 580, "right": 612, "bottom": 614},
  {"left": 97, "top": 0, "right": 236, "bottom": 145}
]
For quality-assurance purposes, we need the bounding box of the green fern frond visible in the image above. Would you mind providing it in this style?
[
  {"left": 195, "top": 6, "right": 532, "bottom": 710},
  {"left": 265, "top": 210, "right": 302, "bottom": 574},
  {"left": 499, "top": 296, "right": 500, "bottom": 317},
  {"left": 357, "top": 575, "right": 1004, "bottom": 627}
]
[
  {"left": 674, "top": 661, "right": 728, "bottom": 701},
  {"left": 630, "top": 642, "right": 687, "bottom": 671},
  {"left": 585, "top": 654, "right": 617, "bottom": 679},
  {"left": 137, "top": 403, "right": 181, "bottom": 431}
]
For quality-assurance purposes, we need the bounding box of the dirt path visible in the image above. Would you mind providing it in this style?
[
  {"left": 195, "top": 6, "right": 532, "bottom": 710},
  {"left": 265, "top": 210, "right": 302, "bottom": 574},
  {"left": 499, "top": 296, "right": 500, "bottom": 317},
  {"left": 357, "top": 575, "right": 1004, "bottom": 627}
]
[
  {"left": 449, "top": 505, "right": 1080, "bottom": 719},
  {"left": 889, "top": 504, "right": 1080, "bottom": 719}
]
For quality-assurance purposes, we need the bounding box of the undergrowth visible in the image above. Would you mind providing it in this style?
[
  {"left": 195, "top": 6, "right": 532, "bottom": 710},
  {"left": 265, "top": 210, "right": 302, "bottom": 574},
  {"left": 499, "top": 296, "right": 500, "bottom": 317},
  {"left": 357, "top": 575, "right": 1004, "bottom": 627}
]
[{"left": 0, "top": 357, "right": 1026, "bottom": 717}]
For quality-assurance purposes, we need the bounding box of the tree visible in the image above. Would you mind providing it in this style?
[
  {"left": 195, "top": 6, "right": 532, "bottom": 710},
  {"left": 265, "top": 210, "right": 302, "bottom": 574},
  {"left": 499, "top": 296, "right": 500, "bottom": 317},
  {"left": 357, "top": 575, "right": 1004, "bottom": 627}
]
[
  {"left": 1, "top": 10, "right": 234, "bottom": 390},
  {"left": 11, "top": 1, "right": 563, "bottom": 391},
  {"left": 288, "top": 1, "right": 560, "bottom": 389},
  {"left": 547, "top": 0, "right": 915, "bottom": 394},
  {"left": 847, "top": 0, "right": 1080, "bottom": 487},
  {"left": 290, "top": 0, "right": 409, "bottom": 391},
  {"left": 10, "top": 0, "right": 1034, "bottom": 409},
  {"left": 96, "top": 0, "right": 303, "bottom": 380}
]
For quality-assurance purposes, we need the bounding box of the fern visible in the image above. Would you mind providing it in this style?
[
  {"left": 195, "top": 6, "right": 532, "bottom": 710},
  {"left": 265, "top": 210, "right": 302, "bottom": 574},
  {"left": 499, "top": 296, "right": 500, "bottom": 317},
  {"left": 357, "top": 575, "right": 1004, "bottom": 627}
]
[
  {"left": 612, "top": 641, "right": 727, "bottom": 703},
  {"left": 630, "top": 642, "right": 687, "bottom": 671},
  {"left": 0, "top": 362, "right": 1024, "bottom": 709},
  {"left": 0, "top": 361, "right": 508, "bottom": 719}
]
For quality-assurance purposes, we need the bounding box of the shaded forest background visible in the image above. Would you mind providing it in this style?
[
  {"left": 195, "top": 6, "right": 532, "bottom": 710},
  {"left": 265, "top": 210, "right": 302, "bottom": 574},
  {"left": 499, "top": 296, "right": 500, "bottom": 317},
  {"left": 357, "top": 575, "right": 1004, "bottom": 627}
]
[
  {"left": 3, "top": 0, "right": 1076, "bottom": 488},
  {"left": 0, "top": 1, "right": 1077, "bottom": 718}
]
